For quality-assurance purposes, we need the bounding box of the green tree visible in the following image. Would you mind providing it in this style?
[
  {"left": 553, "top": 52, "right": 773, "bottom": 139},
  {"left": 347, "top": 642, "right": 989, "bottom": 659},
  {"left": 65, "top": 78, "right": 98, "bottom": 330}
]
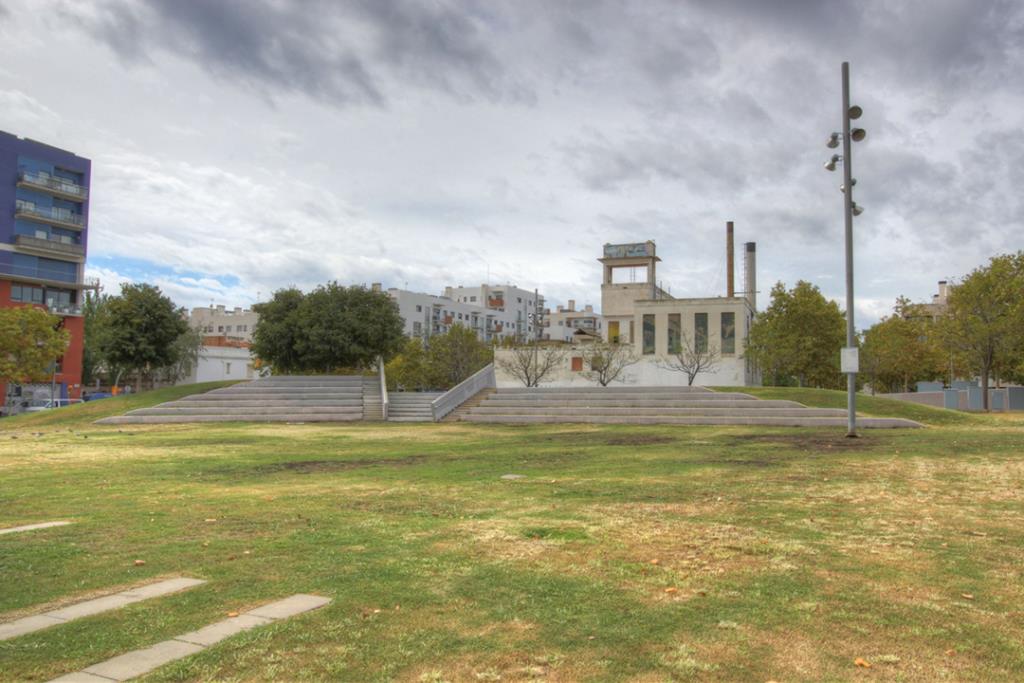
[
  {"left": 81, "top": 290, "right": 112, "bottom": 386},
  {"left": 861, "top": 298, "right": 944, "bottom": 393},
  {"left": 0, "top": 306, "right": 70, "bottom": 388},
  {"left": 424, "top": 324, "right": 493, "bottom": 389},
  {"left": 251, "top": 287, "right": 305, "bottom": 373},
  {"left": 252, "top": 284, "right": 405, "bottom": 374},
  {"left": 155, "top": 325, "right": 205, "bottom": 384},
  {"left": 385, "top": 337, "right": 431, "bottom": 390},
  {"left": 939, "top": 252, "right": 1024, "bottom": 409},
  {"left": 746, "top": 280, "right": 846, "bottom": 388},
  {"left": 105, "top": 283, "right": 189, "bottom": 391}
]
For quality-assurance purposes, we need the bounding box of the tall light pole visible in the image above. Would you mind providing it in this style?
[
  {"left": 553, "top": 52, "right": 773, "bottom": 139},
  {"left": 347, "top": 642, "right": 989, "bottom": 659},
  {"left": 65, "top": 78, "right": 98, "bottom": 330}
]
[{"left": 825, "top": 61, "right": 866, "bottom": 437}]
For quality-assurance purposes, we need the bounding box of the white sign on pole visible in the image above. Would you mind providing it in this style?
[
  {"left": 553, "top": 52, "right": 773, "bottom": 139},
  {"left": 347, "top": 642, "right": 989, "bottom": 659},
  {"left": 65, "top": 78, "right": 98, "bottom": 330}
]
[{"left": 841, "top": 347, "right": 859, "bottom": 374}]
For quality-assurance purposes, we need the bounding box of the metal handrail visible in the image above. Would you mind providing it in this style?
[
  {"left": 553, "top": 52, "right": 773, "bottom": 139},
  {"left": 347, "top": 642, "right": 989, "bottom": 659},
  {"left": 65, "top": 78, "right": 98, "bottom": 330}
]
[
  {"left": 18, "top": 171, "right": 88, "bottom": 199},
  {"left": 430, "top": 363, "right": 495, "bottom": 422},
  {"left": 15, "top": 200, "right": 86, "bottom": 227}
]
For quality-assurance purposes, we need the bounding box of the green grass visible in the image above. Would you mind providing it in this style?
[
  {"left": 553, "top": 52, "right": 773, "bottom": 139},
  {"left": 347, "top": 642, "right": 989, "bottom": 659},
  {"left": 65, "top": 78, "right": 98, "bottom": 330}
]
[
  {"left": 1, "top": 388, "right": 1023, "bottom": 681},
  {"left": 0, "top": 381, "right": 237, "bottom": 429},
  {"left": 720, "top": 385, "right": 986, "bottom": 426}
]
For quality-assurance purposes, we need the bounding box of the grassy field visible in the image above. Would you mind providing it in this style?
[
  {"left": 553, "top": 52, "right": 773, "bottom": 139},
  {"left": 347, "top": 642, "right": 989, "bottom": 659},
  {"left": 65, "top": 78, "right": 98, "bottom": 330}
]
[{"left": 1, "top": 389, "right": 1022, "bottom": 681}]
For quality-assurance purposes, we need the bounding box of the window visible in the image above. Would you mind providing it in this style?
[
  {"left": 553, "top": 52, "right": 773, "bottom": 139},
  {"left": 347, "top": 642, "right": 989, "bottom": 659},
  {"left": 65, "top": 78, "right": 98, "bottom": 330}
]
[
  {"left": 12, "top": 284, "right": 44, "bottom": 304},
  {"left": 721, "top": 312, "right": 736, "bottom": 355},
  {"left": 668, "top": 314, "right": 682, "bottom": 354},
  {"left": 571, "top": 356, "right": 583, "bottom": 372},
  {"left": 225, "top": 362, "right": 232, "bottom": 374},
  {"left": 413, "top": 321, "right": 422, "bottom": 334},
  {"left": 695, "top": 313, "right": 708, "bottom": 353},
  {"left": 642, "top": 314, "right": 656, "bottom": 354},
  {"left": 470, "top": 296, "right": 477, "bottom": 302},
  {"left": 225, "top": 325, "right": 232, "bottom": 333},
  {"left": 608, "top": 320, "right": 620, "bottom": 343},
  {"left": 217, "top": 325, "right": 224, "bottom": 332},
  {"left": 415, "top": 305, "right": 422, "bottom": 312}
]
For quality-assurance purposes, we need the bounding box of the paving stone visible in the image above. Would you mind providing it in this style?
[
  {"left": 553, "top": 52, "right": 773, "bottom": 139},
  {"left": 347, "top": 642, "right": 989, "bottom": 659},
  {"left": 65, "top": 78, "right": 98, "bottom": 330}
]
[
  {"left": 0, "top": 521, "right": 72, "bottom": 535},
  {"left": 246, "top": 594, "right": 331, "bottom": 620},
  {"left": 120, "top": 577, "right": 206, "bottom": 600},
  {"left": 44, "top": 594, "right": 136, "bottom": 621},
  {"left": 174, "top": 614, "right": 272, "bottom": 646},
  {"left": 0, "top": 614, "right": 65, "bottom": 641},
  {"left": 48, "top": 672, "right": 114, "bottom": 682},
  {"left": 83, "top": 639, "right": 204, "bottom": 681}
]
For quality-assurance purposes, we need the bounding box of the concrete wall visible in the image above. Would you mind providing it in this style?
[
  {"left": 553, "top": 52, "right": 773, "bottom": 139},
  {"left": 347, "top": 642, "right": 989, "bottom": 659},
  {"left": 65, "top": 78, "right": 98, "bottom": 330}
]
[
  {"left": 494, "top": 348, "right": 751, "bottom": 388},
  {"left": 184, "top": 345, "right": 257, "bottom": 384}
]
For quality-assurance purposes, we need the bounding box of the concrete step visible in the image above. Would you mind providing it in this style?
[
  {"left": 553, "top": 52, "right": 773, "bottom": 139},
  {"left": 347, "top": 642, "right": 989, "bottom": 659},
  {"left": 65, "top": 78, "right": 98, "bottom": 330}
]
[
  {"left": 467, "top": 407, "right": 848, "bottom": 417},
  {"left": 497, "top": 386, "right": 712, "bottom": 394},
  {"left": 478, "top": 399, "right": 803, "bottom": 409},
  {"left": 387, "top": 416, "right": 435, "bottom": 422},
  {"left": 488, "top": 392, "right": 755, "bottom": 401},
  {"left": 182, "top": 393, "right": 362, "bottom": 401},
  {"left": 158, "top": 399, "right": 365, "bottom": 408},
  {"left": 463, "top": 414, "right": 922, "bottom": 428},
  {"left": 96, "top": 413, "right": 365, "bottom": 424},
  {"left": 129, "top": 406, "right": 364, "bottom": 416}
]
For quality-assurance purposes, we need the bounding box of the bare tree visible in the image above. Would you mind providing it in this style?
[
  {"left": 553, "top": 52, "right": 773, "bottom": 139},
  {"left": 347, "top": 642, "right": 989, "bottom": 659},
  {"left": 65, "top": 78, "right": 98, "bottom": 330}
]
[
  {"left": 581, "top": 342, "right": 639, "bottom": 386},
  {"left": 497, "top": 344, "right": 568, "bottom": 387},
  {"left": 659, "top": 331, "right": 720, "bottom": 385}
]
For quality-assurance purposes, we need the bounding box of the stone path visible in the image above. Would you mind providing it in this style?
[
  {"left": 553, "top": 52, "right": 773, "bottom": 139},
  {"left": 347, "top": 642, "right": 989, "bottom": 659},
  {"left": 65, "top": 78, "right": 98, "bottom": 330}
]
[
  {"left": 48, "top": 594, "right": 331, "bottom": 682},
  {"left": 0, "top": 520, "right": 73, "bottom": 535},
  {"left": 0, "top": 578, "right": 206, "bottom": 641}
]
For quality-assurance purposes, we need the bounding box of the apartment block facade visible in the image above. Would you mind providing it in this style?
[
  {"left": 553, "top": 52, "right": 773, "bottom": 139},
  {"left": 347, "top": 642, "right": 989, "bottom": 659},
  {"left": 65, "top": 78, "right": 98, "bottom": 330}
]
[
  {"left": 443, "top": 284, "right": 545, "bottom": 342},
  {"left": 543, "top": 300, "right": 603, "bottom": 342},
  {"left": 0, "top": 131, "right": 92, "bottom": 405},
  {"left": 387, "top": 287, "right": 525, "bottom": 344},
  {"left": 189, "top": 304, "right": 258, "bottom": 342}
]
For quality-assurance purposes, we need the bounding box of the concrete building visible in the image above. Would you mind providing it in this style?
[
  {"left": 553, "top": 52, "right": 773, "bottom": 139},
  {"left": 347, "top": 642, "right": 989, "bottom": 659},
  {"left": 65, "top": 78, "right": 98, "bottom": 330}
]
[
  {"left": 387, "top": 287, "right": 523, "bottom": 344},
  {"left": 189, "top": 304, "right": 258, "bottom": 342},
  {"left": 444, "top": 283, "right": 545, "bottom": 342},
  {"left": 184, "top": 338, "right": 259, "bottom": 384},
  {"left": 497, "top": 227, "right": 760, "bottom": 387},
  {"left": 543, "top": 300, "right": 603, "bottom": 342},
  {"left": 909, "top": 281, "right": 950, "bottom": 321},
  {"left": 0, "top": 131, "right": 92, "bottom": 408}
]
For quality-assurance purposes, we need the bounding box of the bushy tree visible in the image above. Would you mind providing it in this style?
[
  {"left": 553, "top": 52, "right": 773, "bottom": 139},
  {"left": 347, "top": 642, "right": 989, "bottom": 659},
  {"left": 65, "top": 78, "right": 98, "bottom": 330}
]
[
  {"left": 0, "top": 306, "right": 70, "bottom": 386},
  {"left": 939, "top": 252, "right": 1024, "bottom": 409},
  {"left": 861, "top": 298, "right": 945, "bottom": 393},
  {"left": 82, "top": 290, "right": 113, "bottom": 386},
  {"left": 386, "top": 326, "right": 493, "bottom": 391},
  {"left": 425, "top": 324, "right": 493, "bottom": 389},
  {"left": 746, "top": 281, "right": 846, "bottom": 388},
  {"left": 104, "top": 283, "right": 189, "bottom": 391},
  {"left": 252, "top": 284, "right": 405, "bottom": 374}
]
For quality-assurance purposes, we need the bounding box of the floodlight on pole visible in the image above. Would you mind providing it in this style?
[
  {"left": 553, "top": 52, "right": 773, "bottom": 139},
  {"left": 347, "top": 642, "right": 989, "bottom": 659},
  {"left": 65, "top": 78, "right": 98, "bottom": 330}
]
[{"left": 822, "top": 61, "right": 867, "bottom": 437}]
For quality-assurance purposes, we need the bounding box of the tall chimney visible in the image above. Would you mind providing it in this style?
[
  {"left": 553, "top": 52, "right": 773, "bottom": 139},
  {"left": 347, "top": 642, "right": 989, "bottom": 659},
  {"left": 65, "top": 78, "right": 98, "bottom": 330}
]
[
  {"left": 726, "top": 221, "right": 735, "bottom": 297},
  {"left": 744, "top": 242, "right": 757, "bottom": 311}
]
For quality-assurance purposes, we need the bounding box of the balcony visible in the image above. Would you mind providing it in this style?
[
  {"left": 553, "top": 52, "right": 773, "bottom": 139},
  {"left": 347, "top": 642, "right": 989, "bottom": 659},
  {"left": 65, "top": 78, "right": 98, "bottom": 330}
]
[
  {"left": 15, "top": 200, "right": 86, "bottom": 230},
  {"left": 18, "top": 171, "right": 88, "bottom": 201},
  {"left": 487, "top": 298, "right": 504, "bottom": 309},
  {"left": 47, "top": 302, "right": 83, "bottom": 317},
  {"left": 14, "top": 234, "right": 85, "bottom": 262}
]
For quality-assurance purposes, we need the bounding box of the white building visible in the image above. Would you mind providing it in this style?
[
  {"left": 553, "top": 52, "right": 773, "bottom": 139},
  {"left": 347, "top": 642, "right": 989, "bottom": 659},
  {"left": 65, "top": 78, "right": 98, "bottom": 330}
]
[
  {"left": 387, "top": 288, "right": 523, "bottom": 344},
  {"left": 189, "top": 305, "right": 258, "bottom": 342},
  {"left": 183, "top": 344, "right": 259, "bottom": 384},
  {"left": 443, "top": 284, "right": 545, "bottom": 342},
  {"left": 543, "top": 300, "right": 603, "bottom": 342}
]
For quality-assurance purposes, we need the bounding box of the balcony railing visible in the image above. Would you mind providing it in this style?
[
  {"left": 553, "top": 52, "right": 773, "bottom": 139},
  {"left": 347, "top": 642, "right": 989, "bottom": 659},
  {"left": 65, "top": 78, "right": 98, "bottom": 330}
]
[
  {"left": 15, "top": 234, "right": 84, "bottom": 260},
  {"left": 15, "top": 200, "right": 86, "bottom": 229},
  {"left": 18, "top": 171, "right": 88, "bottom": 200},
  {"left": 47, "top": 302, "right": 83, "bottom": 317},
  {"left": 6, "top": 263, "right": 78, "bottom": 284}
]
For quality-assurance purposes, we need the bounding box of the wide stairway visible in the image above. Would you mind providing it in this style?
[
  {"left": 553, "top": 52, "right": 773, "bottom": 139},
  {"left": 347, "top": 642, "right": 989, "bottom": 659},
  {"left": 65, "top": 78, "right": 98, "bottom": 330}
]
[
  {"left": 96, "top": 376, "right": 371, "bottom": 424},
  {"left": 462, "top": 386, "right": 921, "bottom": 428},
  {"left": 387, "top": 392, "right": 444, "bottom": 422}
]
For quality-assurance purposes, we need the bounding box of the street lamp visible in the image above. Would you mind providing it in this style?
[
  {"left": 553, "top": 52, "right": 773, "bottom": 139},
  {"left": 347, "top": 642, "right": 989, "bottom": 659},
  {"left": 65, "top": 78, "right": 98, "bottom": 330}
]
[{"left": 823, "top": 61, "right": 867, "bottom": 437}]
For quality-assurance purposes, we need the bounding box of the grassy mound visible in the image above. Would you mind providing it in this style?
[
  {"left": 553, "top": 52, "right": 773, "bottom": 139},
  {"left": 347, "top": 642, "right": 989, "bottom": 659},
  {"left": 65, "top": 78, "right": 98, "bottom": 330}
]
[
  {"left": 0, "top": 381, "right": 238, "bottom": 430},
  {"left": 717, "top": 386, "right": 983, "bottom": 427}
]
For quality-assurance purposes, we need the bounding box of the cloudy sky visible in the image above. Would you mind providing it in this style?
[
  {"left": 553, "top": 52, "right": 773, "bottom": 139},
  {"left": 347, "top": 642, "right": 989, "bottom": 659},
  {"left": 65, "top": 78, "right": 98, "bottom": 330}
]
[{"left": 1, "top": 0, "right": 1021, "bottom": 325}]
